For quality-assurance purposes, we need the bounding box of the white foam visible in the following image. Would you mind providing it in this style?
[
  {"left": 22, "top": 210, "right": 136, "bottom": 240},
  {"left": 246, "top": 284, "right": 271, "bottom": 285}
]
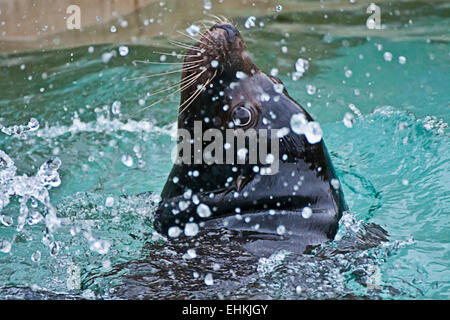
[{"left": 35, "top": 114, "right": 177, "bottom": 139}]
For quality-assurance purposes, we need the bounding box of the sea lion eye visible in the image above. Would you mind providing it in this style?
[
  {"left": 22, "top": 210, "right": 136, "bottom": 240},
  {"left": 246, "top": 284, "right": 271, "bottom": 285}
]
[{"left": 231, "top": 106, "right": 253, "bottom": 127}]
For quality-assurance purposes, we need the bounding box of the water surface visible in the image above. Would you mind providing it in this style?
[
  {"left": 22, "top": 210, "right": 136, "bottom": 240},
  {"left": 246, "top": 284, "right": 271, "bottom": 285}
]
[{"left": 0, "top": 1, "right": 449, "bottom": 299}]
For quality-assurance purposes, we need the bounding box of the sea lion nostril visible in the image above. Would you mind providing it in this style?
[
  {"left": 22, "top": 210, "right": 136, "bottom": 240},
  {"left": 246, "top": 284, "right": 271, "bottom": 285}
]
[{"left": 211, "top": 24, "right": 238, "bottom": 43}]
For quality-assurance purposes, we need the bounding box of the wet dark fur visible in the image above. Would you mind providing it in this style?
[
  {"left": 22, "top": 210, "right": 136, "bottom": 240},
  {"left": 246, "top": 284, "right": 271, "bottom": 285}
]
[{"left": 155, "top": 21, "right": 347, "bottom": 256}]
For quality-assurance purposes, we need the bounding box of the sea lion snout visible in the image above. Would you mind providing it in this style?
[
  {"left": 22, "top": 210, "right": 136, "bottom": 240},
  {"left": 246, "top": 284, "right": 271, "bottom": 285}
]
[{"left": 211, "top": 23, "right": 239, "bottom": 43}]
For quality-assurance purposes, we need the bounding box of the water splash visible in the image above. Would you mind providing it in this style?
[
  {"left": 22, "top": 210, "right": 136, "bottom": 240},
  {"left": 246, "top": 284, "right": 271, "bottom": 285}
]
[
  {"left": 35, "top": 112, "right": 176, "bottom": 139},
  {"left": 0, "top": 118, "right": 62, "bottom": 253}
]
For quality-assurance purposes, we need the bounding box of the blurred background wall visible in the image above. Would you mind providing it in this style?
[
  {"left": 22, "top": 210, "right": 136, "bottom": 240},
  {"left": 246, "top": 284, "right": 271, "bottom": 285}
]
[{"left": 0, "top": 0, "right": 394, "bottom": 53}]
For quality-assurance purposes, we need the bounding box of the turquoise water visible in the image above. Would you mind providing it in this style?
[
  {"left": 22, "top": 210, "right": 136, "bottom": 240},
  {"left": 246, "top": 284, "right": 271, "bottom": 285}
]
[{"left": 0, "top": 2, "right": 449, "bottom": 299}]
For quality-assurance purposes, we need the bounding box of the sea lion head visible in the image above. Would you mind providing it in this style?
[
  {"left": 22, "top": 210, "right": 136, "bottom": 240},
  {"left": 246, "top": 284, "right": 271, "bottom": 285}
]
[
  {"left": 155, "top": 21, "right": 346, "bottom": 247},
  {"left": 178, "top": 22, "right": 259, "bottom": 130}
]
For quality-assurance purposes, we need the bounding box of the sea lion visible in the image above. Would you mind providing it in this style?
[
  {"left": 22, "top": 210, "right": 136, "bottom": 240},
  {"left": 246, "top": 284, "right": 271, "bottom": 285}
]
[{"left": 154, "top": 20, "right": 347, "bottom": 255}]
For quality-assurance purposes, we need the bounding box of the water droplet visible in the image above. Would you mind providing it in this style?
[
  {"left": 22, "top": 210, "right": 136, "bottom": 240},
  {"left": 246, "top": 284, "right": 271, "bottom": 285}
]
[
  {"left": 342, "top": 112, "right": 355, "bottom": 128},
  {"left": 273, "top": 83, "right": 284, "bottom": 93},
  {"left": 276, "top": 127, "right": 290, "bottom": 138},
  {"left": 302, "top": 207, "right": 313, "bottom": 219},
  {"left": 0, "top": 215, "right": 13, "bottom": 227},
  {"left": 90, "top": 240, "right": 110, "bottom": 254},
  {"left": 118, "top": 46, "right": 129, "bottom": 56},
  {"left": 186, "top": 248, "right": 197, "bottom": 259},
  {"left": 304, "top": 122, "right": 323, "bottom": 144},
  {"left": 306, "top": 84, "right": 316, "bottom": 95},
  {"left": 186, "top": 24, "right": 200, "bottom": 36},
  {"left": 265, "top": 153, "right": 275, "bottom": 164},
  {"left": 398, "top": 56, "right": 406, "bottom": 64},
  {"left": 236, "top": 71, "right": 247, "bottom": 79},
  {"left": 121, "top": 154, "right": 133, "bottom": 167},
  {"left": 331, "top": 179, "right": 340, "bottom": 189},
  {"left": 110, "top": 25, "right": 117, "bottom": 33},
  {"left": 203, "top": 1, "right": 212, "bottom": 10},
  {"left": 168, "top": 226, "right": 182, "bottom": 238},
  {"left": 105, "top": 197, "right": 114, "bottom": 207},
  {"left": 296, "top": 285, "right": 302, "bottom": 295},
  {"left": 49, "top": 241, "right": 60, "bottom": 256},
  {"left": 345, "top": 69, "right": 353, "bottom": 78},
  {"left": 31, "top": 250, "right": 41, "bottom": 262},
  {"left": 275, "top": 5, "right": 283, "bottom": 12},
  {"left": 270, "top": 68, "right": 279, "bottom": 77},
  {"left": 111, "top": 101, "right": 121, "bottom": 115},
  {"left": 383, "top": 51, "right": 393, "bottom": 62},
  {"left": 204, "top": 273, "right": 214, "bottom": 286},
  {"left": 244, "top": 16, "right": 256, "bottom": 29},
  {"left": 102, "top": 259, "right": 111, "bottom": 270},
  {"left": 290, "top": 113, "right": 308, "bottom": 134},
  {"left": 183, "top": 189, "right": 192, "bottom": 199},
  {"left": 0, "top": 239, "right": 11, "bottom": 253},
  {"left": 184, "top": 222, "right": 199, "bottom": 236},
  {"left": 295, "top": 58, "right": 309, "bottom": 76},
  {"left": 260, "top": 92, "right": 270, "bottom": 102},
  {"left": 192, "top": 195, "right": 200, "bottom": 205},
  {"left": 210, "top": 60, "right": 219, "bottom": 68},
  {"left": 28, "top": 118, "right": 40, "bottom": 131},
  {"left": 178, "top": 200, "right": 189, "bottom": 211},
  {"left": 197, "top": 203, "right": 211, "bottom": 218},
  {"left": 276, "top": 225, "right": 286, "bottom": 235},
  {"left": 101, "top": 52, "right": 113, "bottom": 63}
]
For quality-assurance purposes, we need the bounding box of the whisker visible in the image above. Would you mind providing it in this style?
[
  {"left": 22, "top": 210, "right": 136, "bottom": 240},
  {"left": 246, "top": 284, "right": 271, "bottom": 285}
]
[
  {"left": 169, "top": 43, "right": 202, "bottom": 52},
  {"left": 125, "top": 64, "right": 200, "bottom": 81},
  {"left": 170, "top": 39, "right": 196, "bottom": 48},
  {"left": 153, "top": 51, "right": 201, "bottom": 58},
  {"left": 199, "top": 26, "right": 214, "bottom": 43},
  {"left": 179, "top": 69, "right": 217, "bottom": 115},
  {"left": 133, "top": 59, "right": 203, "bottom": 66},
  {"left": 200, "top": 19, "right": 218, "bottom": 26},
  {"left": 205, "top": 13, "right": 223, "bottom": 24},
  {"left": 177, "top": 31, "right": 209, "bottom": 46},
  {"left": 147, "top": 70, "right": 204, "bottom": 96},
  {"left": 219, "top": 15, "right": 230, "bottom": 23},
  {"left": 178, "top": 85, "right": 205, "bottom": 116},
  {"left": 169, "top": 40, "right": 201, "bottom": 51},
  {"left": 129, "top": 68, "right": 208, "bottom": 117}
]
